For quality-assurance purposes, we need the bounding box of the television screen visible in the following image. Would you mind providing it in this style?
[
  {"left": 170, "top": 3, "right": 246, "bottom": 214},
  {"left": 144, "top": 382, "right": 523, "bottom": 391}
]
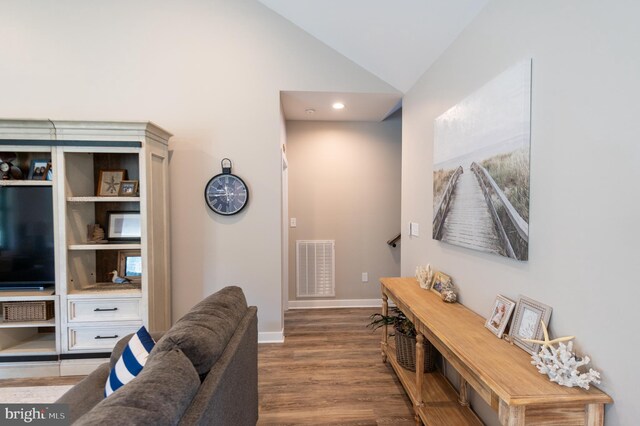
[{"left": 0, "top": 186, "right": 55, "bottom": 288}]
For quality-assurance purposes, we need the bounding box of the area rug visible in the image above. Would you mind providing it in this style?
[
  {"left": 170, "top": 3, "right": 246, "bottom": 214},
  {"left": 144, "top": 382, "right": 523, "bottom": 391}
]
[{"left": 0, "top": 385, "right": 72, "bottom": 403}]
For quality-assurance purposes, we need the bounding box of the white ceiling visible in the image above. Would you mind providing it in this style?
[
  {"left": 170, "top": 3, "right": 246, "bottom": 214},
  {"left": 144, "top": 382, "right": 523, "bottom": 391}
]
[
  {"left": 259, "top": 0, "right": 489, "bottom": 93},
  {"left": 281, "top": 91, "right": 402, "bottom": 122}
]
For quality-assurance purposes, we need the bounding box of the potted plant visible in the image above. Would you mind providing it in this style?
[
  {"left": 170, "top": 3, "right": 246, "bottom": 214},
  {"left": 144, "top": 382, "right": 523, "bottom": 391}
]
[{"left": 368, "top": 307, "right": 436, "bottom": 372}]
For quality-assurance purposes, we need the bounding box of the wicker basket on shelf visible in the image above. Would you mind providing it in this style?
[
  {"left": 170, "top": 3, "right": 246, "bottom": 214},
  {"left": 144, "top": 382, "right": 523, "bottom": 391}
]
[
  {"left": 394, "top": 326, "right": 436, "bottom": 372},
  {"left": 3, "top": 301, "right": 54, "bottom": 322}
]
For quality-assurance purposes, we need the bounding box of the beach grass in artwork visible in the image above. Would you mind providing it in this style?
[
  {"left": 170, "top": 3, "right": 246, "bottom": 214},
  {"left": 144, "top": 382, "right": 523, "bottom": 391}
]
[
  {"left": 433, "top": 167, "right": 456, "bottom": 214},
  {"left": 481, "top": 147, "right": 530, "bottom": 221}
]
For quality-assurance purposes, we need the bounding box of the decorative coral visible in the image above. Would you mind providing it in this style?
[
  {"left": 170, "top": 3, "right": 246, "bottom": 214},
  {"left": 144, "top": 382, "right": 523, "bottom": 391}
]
[
  {"left": 415, "top": 265, "right": 433, "bottom": 289},
  {"left": 530, "top": 340, "right": 601, "bottom": 390}
]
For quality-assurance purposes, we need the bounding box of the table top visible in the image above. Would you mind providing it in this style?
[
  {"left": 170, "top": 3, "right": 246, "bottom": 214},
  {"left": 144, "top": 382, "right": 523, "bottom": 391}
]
[{"left": 381, "top": 277, "right": 612, "bottom": 406}]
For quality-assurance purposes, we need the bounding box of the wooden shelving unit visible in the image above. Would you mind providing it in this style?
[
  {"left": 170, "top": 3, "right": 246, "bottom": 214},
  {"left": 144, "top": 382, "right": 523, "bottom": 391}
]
[
  {"left": 0, "top": 120, "right": 172, "bottom": 378},
  {"left": 380, "top": 277, "right": 613, "bottom": 426}
]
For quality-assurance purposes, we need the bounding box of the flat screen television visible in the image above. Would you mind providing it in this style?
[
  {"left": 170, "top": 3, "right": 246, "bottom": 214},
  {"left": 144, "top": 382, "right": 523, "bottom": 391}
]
[{"left": 0, "top": 186, "right": 55, "bottom": 290}]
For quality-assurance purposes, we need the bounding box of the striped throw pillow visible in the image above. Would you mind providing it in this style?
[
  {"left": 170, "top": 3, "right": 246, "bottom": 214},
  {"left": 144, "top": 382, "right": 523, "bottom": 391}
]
[{"left": 104, "top": 326, "right": 156, "bottom": 397}]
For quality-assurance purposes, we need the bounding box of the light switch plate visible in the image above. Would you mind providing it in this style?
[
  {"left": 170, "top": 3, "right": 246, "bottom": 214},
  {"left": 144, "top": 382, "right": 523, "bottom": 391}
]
[
  {"left": 290, "top": 218, "right": 297, "bottom": 227},
  {"left": 410, "top": 222, "right": 419, "bottom": 237},
  {"left": 362, "top": 272, "right": 368, "bottom": 282}
]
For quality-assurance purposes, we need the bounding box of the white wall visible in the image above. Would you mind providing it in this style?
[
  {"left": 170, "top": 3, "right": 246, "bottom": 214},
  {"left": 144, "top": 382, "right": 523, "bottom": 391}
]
[
  {"left": 0, "top": 0, "right": 398, "bottom": 337},
  {"left": 286, "top": 117, "right": 402, "bottom": 303},
  {"left": 402, "top": 1, "right": 640, "bottom": 424}
]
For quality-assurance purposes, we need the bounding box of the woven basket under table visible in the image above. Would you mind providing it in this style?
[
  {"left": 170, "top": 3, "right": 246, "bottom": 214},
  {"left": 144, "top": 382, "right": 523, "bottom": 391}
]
[
  {"left": 394, "top": 327, "right": 436, "bottom": 372},
  {"left": 3, "top": 301, "right": 54, "bottom": 322}
]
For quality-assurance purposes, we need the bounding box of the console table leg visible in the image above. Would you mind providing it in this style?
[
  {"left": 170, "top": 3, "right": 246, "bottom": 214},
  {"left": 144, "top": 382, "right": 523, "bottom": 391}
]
[
  {"left": 499, "top": 400, "right": 525, "bottom": 426},
  {"left": 415, "top": 333, "right": 425, "bottom": 407},
  {"left": 458, "top": 377, "right": 469, "bottom": 406},
  {"left": 585, "top": 403, "right": 604, "bottom": 426},
  {"left": 381, "top": 293, "right": 388, "bottom": 363}
]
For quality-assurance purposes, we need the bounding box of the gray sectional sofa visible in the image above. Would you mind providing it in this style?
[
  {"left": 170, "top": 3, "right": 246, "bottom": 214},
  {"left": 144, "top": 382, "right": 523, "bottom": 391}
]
[{"left": 56, "top": 286, "right": 258, "bottom": 425}]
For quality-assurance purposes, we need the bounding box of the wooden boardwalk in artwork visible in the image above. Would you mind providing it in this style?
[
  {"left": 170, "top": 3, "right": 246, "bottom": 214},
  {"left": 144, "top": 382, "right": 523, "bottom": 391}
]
[{"left": 440, "top": 167, "right": 506, "bottom": 256}]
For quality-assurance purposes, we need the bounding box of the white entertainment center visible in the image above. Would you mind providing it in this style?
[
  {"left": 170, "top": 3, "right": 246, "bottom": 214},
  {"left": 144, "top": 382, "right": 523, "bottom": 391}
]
[{"left": 0, "top": 120, "right": 172, "bottom": 378}]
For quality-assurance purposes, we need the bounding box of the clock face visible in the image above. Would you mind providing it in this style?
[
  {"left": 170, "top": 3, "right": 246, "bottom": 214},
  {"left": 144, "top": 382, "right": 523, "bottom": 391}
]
[{"left": 204, "top": 173, "right": 249, "bottom": 215}]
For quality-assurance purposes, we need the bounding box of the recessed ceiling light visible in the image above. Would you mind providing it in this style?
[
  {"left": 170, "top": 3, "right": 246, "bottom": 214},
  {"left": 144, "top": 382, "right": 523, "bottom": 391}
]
[
  {"left": 332, "top": 102, "right": 345, "bottom": 110},
  {"left": 305, "top": 108, "right": 315, "bottom": 114}
]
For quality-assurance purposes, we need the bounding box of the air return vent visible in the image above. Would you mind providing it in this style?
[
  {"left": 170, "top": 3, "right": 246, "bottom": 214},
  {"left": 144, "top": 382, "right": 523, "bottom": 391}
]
[{"left": 296, "top": 240, "right": 335, "bottom": 297}]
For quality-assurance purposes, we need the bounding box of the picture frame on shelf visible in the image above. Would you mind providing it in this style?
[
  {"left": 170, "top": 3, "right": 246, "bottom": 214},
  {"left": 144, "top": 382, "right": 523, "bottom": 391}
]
[
  {"left": 97, "top": 169, "right": 127, "bottom": 196},
  {"left": 118, "top": 180, "right": 139, "bottom": 197},
  {"left": 508, "top": 295, "right": 552, "bottom": 354},
  {"left": 107, "top": 211, "right": 141, "bottom": 241},
  {"left": 485, "top": 295, "right": 516, "bottom": 338},
  {"left": 28, "top": 159, "right": 50, "bottom": 180},
  {"left": 430, "top": 271, "right": 453, "bottom": 296},
  {"left": 117, "top": 249, "right": 142, "bottom": 284}
]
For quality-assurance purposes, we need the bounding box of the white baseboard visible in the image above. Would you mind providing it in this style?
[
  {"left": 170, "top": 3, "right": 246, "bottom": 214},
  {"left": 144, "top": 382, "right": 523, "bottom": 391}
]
[
  {"left": 0, "top": 361, "right": 60, "bottom": 379},
  {"left": 287, "top": 299, "right": 381, "bottom": 309},
  {"left": 60, "top": 358, "right": 108, "bottom": 376},
  {"left": 258, "top": 330, "right": 284, "bottom": 344}
]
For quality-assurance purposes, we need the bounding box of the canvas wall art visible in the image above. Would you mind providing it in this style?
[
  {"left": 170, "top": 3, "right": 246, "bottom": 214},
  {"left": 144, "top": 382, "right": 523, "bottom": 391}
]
[{"left": 432, "top": 60, "right": 531, "bottom": 260}]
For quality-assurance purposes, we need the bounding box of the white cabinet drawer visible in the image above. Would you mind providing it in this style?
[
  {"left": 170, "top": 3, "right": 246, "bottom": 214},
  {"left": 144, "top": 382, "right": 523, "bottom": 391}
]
[
  {"left": 67, "top": 325, "right": 141, "bottom": 351},
  {"left": 68, "top": 298, "right": 142, "bottom": 322}
]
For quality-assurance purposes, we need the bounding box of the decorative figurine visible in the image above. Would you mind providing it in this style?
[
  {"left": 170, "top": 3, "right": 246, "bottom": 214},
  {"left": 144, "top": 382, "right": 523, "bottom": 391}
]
[
  {"left": 87, "top": 224, "right": 107, "bottom": 243},
  {"left": 109, "top": 270, "right": 131, "bottom": 284},
  {"left": 441, "top": 289, "right": 457, "bottom": 303}
]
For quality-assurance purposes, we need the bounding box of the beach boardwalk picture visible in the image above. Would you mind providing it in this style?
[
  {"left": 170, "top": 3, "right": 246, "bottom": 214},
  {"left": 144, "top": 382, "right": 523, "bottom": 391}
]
[{"left": 432, "top": 60, "right": 531, "bottom": 260}]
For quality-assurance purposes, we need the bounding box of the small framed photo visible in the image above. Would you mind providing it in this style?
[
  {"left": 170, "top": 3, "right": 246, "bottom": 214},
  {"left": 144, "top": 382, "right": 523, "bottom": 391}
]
[
  {"left": 28, "top": 159, "right": 51, "bottom": 180},
  {"left": 430, "top": 271, "right": 453, "bottom": 296},
  {"left": 97, "top": 169, "right": 127, "bottom": 196},
  {"left": 118, "top": 250, "right": 142, "bottom": 283},
  {"left": 485, "top": 295, "right": 516, "bottom": 338},
  {"left": 508, "top": 295, "right": 552, "bottom": 354},
  {"left": 118, "top": 180, "right": 139, "bottom": 197},
  {"left": 107, "top": 211, "right": 141, "bottom": 241}
]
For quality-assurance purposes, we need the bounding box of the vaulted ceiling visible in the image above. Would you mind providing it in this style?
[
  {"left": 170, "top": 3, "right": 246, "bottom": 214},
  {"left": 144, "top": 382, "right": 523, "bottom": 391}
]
[{"left": 258, "top": 0, "right": 489, "bottom": 93}]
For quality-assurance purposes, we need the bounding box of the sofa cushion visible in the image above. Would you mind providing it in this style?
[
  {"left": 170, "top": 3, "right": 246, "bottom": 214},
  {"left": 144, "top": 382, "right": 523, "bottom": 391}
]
[
  {"left": 105, "top": 325, "right": 155, "bottom": 397},
  {"left": 152, "top": 286, "right": 248, "bottom": 375},
  {"left": 74, "top": 348, "right": 200, "bottom": 426}
]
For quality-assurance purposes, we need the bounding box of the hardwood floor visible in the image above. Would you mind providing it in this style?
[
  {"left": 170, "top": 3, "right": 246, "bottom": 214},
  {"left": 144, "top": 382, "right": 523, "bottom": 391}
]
[
  {"left": 0, "top": 308, "right": 415, "bottom": 425},
  {"left": 258, "top": 308, "right": 414, "bottom": 425}
]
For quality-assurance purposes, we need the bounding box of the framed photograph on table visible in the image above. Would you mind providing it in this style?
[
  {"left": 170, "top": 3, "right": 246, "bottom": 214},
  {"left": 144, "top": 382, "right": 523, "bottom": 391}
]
[
  {"left": 508, "top": 295, "right": 552, "bottom": 354},
  {"left": 485, "top": 295, "right": 516, "bottom": 338},
  {"left": 118, "top": 250, "right": 142, "bottom": 284},
  {"left": 107, "top": 211, "right": 141, "bottom": 241},
  {"left": 97, "top": 169, "right": 127, "bottom": 196},
  {"left": 28, "top": 159, "right": 50, "bottom": 180},
  {"left": 430, "top": 271, "right": 453, "bottom": 296}
]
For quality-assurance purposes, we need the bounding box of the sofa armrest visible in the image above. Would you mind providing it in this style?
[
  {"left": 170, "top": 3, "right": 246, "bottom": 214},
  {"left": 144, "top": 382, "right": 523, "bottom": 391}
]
[
  {"left": 55, "top": 362, "right": 110, "bottom": 424},
  {"left": 179, "top": 306, "right": 258, "bottom": 426}
]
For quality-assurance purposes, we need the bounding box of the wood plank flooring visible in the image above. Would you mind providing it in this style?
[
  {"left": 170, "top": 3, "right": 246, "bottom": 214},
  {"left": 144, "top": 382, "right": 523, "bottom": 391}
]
[
  {"left": 0, "top": 308, "right": 415, "bottom": 425},
  {"left": 258, "top": 308, "right": 414, "bottom": 425}
]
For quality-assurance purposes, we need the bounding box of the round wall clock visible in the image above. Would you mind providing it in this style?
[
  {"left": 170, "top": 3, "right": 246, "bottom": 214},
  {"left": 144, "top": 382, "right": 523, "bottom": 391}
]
[{"left": 204, "top": 158, "right": 249, "bottom": 215}]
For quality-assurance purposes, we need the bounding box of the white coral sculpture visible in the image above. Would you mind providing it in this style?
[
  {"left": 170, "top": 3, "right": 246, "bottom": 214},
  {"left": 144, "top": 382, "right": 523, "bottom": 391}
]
[
  {"left": 415, "top": 265, "right": 433, "bottom": 289},
  {"left": 530, "top": 340, "right": 601, "bottom": 390}
]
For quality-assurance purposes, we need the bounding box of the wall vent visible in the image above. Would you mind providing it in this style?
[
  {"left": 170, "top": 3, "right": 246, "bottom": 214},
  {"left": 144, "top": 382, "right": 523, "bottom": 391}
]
[{"left": 296, "top": 240, "right": 335, "bottom": 298}]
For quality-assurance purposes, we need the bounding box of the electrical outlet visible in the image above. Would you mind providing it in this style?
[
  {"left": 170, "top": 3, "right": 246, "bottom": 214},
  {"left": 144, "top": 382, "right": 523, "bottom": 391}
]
[
  {"left": 290, "top": 218, "right": 297, "bottom": 227},
  {"left": 362, "top": 272, "right": 368, "bottom": 282}
]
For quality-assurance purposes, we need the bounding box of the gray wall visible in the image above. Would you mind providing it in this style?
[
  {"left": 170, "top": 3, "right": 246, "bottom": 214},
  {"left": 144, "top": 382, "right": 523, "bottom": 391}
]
[
  {"left": 0, "top": 0, "right": 398, "bottom": 338},
  {"left": 287, "top": 118, "right": 401, "bottom": 302},
  {"left": 402, "top": 1, "right": 640, "bottom": 424}
]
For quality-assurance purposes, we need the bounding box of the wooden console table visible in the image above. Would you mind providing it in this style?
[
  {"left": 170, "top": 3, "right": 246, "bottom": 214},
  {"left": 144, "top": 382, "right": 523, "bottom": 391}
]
[{"left": 380, "top": 277, "right": 612, "bottom": 425}]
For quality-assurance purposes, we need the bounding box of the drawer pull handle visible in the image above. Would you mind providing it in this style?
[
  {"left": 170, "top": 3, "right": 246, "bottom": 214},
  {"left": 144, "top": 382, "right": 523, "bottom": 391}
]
[
  {"left": 95, "top": 335, "right": 119, "bottom": 340},
  {"left": 94, "top": 308, "right": 119, "bottom": 312}
]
